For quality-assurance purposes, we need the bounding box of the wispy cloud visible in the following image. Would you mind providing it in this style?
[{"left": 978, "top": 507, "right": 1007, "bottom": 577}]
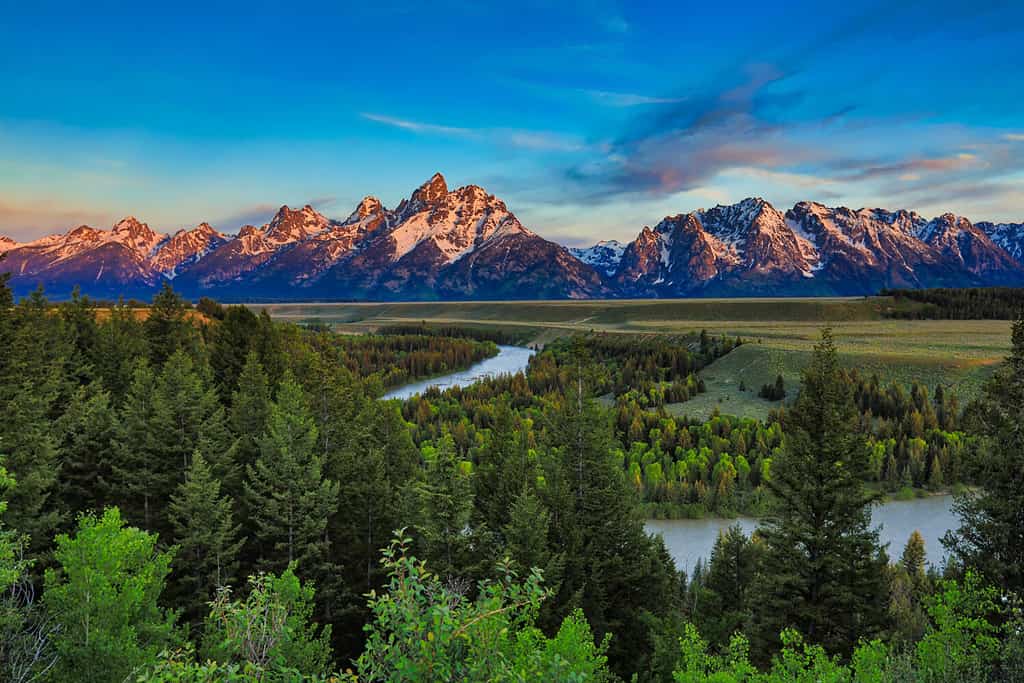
[
  {"left": 361, "top": 112, "right": 588, "bottom": 152},
  {"left": 581, "top": 89, "right": 685, "bottom": 107},
  {"left": 562, "top": 64, "right": 808, "bottom": 199},
  {"left": 360, "top": 113, "right": 475, "bottom": 138},
  {"left": 210, "top": 203, "right": 279, "bottom": 233},
  {"left": 1005, "top": 133, "right": 1024, "bottom": 142},
  {"left": 835, "top": 153, "right": 982, "bottom": 182},
  {"left": 305, "top": 195, "right": 339, "bottom": 209}
]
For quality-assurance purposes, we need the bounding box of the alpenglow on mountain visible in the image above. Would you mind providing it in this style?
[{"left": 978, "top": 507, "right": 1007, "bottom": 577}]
[{"left": 2, "top": 173, "right": 1023, "bottom": 300}]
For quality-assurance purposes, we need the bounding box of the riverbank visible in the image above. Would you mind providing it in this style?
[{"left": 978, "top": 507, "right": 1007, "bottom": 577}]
[
  {"left": 381, "top": 345, "right": 536, "bottom": 400},
  {"left": 641, "top": 484, "right": 966, "bottom": 521},
  {"left": 647, "top": 494, "right": 956, "bottom": 573}
]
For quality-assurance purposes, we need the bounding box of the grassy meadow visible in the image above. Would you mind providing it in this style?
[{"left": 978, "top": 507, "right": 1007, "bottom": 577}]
[{"left": 257, "top": 297, "right": 1011, "bottom": 419}]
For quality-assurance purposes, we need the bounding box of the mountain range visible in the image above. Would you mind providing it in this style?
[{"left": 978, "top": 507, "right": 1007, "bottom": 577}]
[{"left": 2, "top": 173, "right": 1023, "bottom": 300}]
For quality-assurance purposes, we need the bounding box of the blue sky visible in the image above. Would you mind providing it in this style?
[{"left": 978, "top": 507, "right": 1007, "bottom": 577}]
[{"left": 2, "top": 0, "right": 1022, "bottom": 244}]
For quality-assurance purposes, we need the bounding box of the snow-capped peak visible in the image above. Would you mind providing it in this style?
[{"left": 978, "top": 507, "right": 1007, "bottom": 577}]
[
  {"left": 384, "top": 175, "right": 528, "bottom": 264},
  {"left": 570, "top": 240, "right": 626, "bottom": 277},
  {"left": 917, "top": 213, "right": 969, "bottom": 244},
  {"left": 149, "top": 222, "right": 229, "bottom": 278},
  {"left": 697, "top": 197, "right": 777, "bottom": 245},
  {"left": 0, "top": 235, "right": 18, "bottom": 253},
  {"left": 112, "top": 216, "right": 165, "bottom": 256}
]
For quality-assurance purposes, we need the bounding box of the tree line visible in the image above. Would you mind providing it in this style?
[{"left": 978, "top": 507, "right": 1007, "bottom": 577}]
[{"left": 881, "top": 286, "right": 1024, "bottom": 319}]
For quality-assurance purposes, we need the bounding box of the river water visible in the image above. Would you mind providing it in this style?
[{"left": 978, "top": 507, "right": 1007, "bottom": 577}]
[
  {"left": 382, "top": 345, "right": 536, "bottom": 400},
  {"left": 646, "top": 494, "right": 956, "bottom": 575},
  {"left": 379, "top": 345, "right": 958, "bottom": 575}
]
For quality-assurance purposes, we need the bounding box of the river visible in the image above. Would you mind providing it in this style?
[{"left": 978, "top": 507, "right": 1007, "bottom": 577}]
[
  {"left": 646, "top": 494, "right": 956, "bottom": 575},
  {"left": 380, "top": 346, "right": 958, "bottom": 575},
  {"left": 382, "top": 345, "right": 536, "bottom": 400}
]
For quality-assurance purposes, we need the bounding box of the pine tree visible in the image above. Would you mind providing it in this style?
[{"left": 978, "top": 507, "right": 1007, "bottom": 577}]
[
  {"left": 59, "top": 287, "right": 99, "bottom": 383},
  {"left": 944, "top": 318, "right": 1024, "bottom": 593},
  {"left": 0, "top": 370, "right": 62, "bottom": 551},
  {"left": 303, "top": 355, "right": 365, "bottom": 468},
  {"left": 695, "top": 524, "right": 760, "bottom": 649},
  {"left": 225, "top": 351, "right": 272, "bottom": 495},
  {"left": 55, "top": 381, "right": 115, "bottom": 521},
  {"left": 111, "top": 350, "right": 229, "bottom": 536},
  {"left": 111, "top": 360, "right": 166, "bottom": 531},
  {"left": 91, "top": 300, "right": 149, "bottom": 401},
  {"left": 540, "top": 364, "right": 681, "bottom": 679},
  {"left": 927, "top": 454, "right": 944, "bottom": 490},
  {"left": 503, "top": 486, "right": 559, "bottom": 581},
  {"left": 474, "top": 399, "right": 535, "bottom": 532},
  {"left": 253, "top": 309, "right": 286, "bottom": 386},
  {"left": 209, "top": 305, "right": 262, "bottom": 398},
  {"left": 901, "top": 530, "right": 927, "bottom": 585},
  {"left": 325, "top": 398, "right": 421, "bottom": 660},
  {"left": 144, "top": 283, "right": 194, "bottom": 366},
  {"left": 330, "top": 404, "right": 416, "bottom": 592},
  {"left": 150, "top": 349, "right": 229, "bottom": 480},
  {"left": 890, "top": 531, "right": 929, "bottom": 645},
  {"left": 414, "top": 433, "right": 477, "bottom": 582},
  {"left": 167, "top": 452, "right": 244, "bottom": 630},
  {"left": 244, "top": 375, "right": 339, "bottom": 579},
  {"left": 754, "top": 328, "right": 888, "bottom": 658}
]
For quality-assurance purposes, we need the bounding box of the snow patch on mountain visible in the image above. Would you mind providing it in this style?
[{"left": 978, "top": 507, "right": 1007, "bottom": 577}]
[
  {"left": 150, "top": 222, "right": 229, "bottom": 278},
  {"left": 570, "top": 240, "right": 626, "bottom": 276},
  {"left": 978, "top": 222, "right": 1024, "bottom": 261}
]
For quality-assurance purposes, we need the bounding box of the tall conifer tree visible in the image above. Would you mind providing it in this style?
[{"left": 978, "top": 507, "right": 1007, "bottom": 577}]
[
  {"left": 111, "top": 360, "right": 165, "bottom": 530},
  {"left": 944, "top": 318, "right": 1024, "bottom": 593},
  {"left": 244, "top": 375, "right": 339, "bottom": 580},
  {"left": 168, "top": 452, "right": 244, "bottom": 630},
  {"left": 754, "top": 328, "right": 888, "bottom": 657}
]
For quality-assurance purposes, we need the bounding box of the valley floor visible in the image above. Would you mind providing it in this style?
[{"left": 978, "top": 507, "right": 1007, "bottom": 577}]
[{"left": 257, "top": 297, "right": 1011, "bottom": 415}]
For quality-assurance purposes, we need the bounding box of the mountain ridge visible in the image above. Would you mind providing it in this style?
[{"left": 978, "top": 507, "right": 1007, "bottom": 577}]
[{"left": 3, "top": 173, "right": 1023, "bottom": 300}]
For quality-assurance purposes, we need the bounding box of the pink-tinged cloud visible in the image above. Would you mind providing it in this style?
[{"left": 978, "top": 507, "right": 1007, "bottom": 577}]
[
  {"left": 0, "top": 196, "right": 117, "bottom": 241},
  {"left": 837, "top": 153, "right": 981, "bottom": 181}
]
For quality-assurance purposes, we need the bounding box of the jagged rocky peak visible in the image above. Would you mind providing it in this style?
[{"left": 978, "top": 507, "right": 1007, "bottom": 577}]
[
  {"left": 865, "top": 207, "right": 926, "bottom": 233},
  {"left": 348, "top": 196, "right": 384, "bottom": 220},
  {"left": 411, "top": 172, "right": 449, "bottom": 205},
  {"left": 149, "top": 221, "right": 229, "bottom": 277},
  {"left": 918, "top": 212, "right": 972, "bottom": 244},
  {"left": 170, "top": 221, "right": 225, "bottom": 242},
  {"left": 113, "top": 215, "right": 144, "bottom": 230},
  {"left": 67, "top": 224, "right": 102, "bottom": 239},
  {"left": 0, "top": 234, "right": 18, "bottom": 252},
  {"left": 111, "top": 215, "right": 164, "bottom": 254},
  {"left": 113, "top": 215, "right": 155, "bottom": 237},
  {"left": 698, "top": 197, "right": 785, "bottom": 239},
  {"left": 237, "top": 224, "right": 260, "bottom": 238},
  {"left": 636, "top": 225, "right": 661, "bottom": 242},
  {"left": 264, "top": 204, "right": 331, "bottom": 244}
]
